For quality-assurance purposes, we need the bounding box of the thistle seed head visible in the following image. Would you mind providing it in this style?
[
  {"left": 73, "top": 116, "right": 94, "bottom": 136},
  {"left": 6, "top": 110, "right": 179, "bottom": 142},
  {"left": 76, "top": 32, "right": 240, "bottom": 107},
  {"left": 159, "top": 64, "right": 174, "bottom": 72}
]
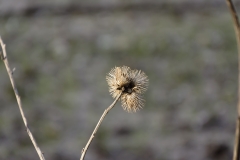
[
  {"left": 121, "top": 92, "right": 144, "bottom": 112},
  {"left": 106, "top": 66, "right": 149, "bottom": 112}
]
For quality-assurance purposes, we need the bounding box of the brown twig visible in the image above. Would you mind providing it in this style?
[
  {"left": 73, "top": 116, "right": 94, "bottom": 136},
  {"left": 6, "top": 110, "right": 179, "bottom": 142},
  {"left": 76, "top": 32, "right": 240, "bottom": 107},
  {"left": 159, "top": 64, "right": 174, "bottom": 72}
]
[
  {"left": 225, "top": 1, "right": 240, "bottom": 160},
  {"left": 80, "top": 92, "right": 122, "bottom": 160},
  {"left": 0, "top": 37, "right": 46, "bottom": 160}
]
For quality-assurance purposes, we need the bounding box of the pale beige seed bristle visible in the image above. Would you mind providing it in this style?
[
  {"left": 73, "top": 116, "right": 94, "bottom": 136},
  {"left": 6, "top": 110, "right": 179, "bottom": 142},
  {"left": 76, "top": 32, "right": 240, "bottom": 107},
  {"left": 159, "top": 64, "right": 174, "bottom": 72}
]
[
  {"left": 106, "top": 66, "right": 131, "bottom": 98},
  {"left": 130, "top": 69, "right": 148, "bottom": 94},
  {"left": 106, "top": 66, "right": 149, "bottom": 112},
  {"left": 121, "top": 92, "right": 144, "bottom": 112}
]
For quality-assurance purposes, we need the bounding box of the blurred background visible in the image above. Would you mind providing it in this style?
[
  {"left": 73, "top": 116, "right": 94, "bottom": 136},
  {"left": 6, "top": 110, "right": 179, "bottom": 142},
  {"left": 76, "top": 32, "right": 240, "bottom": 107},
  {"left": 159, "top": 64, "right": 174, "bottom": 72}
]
[{"left": 0, "top": 0, "right": 239, "bottom": 160}]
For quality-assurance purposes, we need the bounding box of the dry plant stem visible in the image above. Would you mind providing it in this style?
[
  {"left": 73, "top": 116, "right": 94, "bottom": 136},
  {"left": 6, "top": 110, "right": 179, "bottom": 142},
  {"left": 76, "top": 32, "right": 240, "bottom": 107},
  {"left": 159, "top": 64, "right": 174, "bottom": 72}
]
[
  {"left": 0, "top": 37, "right": 46, "bottom": 160},
  {"left": 234, "top": 118, "right": 240, "bottom": 160},
  {"left": 80, "top": 92, "right": 122, "bottom": 160},
  {"left": 225, "top": 1, "right": 240, "bottom": 160}
]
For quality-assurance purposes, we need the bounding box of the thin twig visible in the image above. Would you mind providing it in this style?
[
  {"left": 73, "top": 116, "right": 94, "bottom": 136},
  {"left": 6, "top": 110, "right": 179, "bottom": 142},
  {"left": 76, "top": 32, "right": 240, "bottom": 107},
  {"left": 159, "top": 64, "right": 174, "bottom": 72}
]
[
  {"left": 225, "top": 1, "right": 240, "bottom": 160},
  {"left": 80, "top": 92, "right": 122, "bottom": 160},
  {"left": 0, "top": 37, "right": 46, "bottom": 160}
]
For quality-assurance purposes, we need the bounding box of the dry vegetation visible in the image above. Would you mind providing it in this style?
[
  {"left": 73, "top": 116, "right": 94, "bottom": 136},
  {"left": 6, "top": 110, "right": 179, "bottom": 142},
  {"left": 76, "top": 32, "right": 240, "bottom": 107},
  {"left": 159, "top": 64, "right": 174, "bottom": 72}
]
[{"left": 0, "top": 0, "right": 240, "bottom": 160}]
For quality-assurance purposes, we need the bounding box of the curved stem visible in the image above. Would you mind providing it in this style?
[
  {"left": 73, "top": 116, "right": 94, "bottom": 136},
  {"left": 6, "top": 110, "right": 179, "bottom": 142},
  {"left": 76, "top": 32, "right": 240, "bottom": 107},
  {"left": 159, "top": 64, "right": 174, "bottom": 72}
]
[
  {"left": 80, "top": 92, "right": 122, "bottom": 160},
  {"left": 0, "top": 37, "right": 46, "bottom": 160},
  {"left": 225, "top": 1, "right": 240, "bottom": 160}
]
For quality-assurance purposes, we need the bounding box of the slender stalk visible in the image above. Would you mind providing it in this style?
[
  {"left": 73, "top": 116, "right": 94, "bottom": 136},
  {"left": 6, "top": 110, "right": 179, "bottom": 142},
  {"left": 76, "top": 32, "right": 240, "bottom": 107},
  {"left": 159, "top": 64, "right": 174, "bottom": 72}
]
[
  {"left": 0, "top": 37, "right": 46, "bottom": 160},
  {"left": 80, "top": 92, "right": 122, "bottom": 160},
  {"left": 225, "top": 1, "right": 240, "bottom": 160},
  {"left": 234, "top": 118, "right": 240, "bottom": 160}
]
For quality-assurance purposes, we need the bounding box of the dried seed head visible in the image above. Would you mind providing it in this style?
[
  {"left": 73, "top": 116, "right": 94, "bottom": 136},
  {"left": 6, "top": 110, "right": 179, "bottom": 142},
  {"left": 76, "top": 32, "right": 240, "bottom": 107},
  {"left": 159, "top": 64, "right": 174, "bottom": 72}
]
[
  {"left": 121, "top": 92, "right": 144, "bottom": 112},
  {"left": 106, "top": 66, "right": 149, "bottom": 112},
  {"left": 106, "top": 66, "right": 131, "bottom": 98}
]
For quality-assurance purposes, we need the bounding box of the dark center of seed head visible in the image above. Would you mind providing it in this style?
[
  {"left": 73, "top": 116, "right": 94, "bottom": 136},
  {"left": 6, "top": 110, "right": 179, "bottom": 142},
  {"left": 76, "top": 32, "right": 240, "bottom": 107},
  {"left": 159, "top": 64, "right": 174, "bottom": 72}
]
[{"left": 122, "top": 81, "right": 135, "bottom": 94}]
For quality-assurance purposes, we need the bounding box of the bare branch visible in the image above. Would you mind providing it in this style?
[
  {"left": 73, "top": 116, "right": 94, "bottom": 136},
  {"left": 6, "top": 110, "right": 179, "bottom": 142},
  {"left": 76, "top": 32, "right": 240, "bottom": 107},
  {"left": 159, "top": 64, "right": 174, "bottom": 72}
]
[
  {"left": 225, "top": 1, "right": 240, "bottom": 160},
  {"left": 80, "top": 92, "right": 122, "bottom": 160},
  {"left": 0, "top": 37, "right": 46, "bottom": 160}
]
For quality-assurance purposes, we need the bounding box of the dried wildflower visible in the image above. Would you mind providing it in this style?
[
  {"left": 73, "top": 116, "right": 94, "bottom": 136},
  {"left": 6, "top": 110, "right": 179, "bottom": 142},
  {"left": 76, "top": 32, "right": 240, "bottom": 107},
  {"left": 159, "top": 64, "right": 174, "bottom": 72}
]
[
  {"left": 121, "top": 92, "right": 144, "bottom": 112},
  {"left": 106, "top": 66, "right": 149, "bottom": 112}
]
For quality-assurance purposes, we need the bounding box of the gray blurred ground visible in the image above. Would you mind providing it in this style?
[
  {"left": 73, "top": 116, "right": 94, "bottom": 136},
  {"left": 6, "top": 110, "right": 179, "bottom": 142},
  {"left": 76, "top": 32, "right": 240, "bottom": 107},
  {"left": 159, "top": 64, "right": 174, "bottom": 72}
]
[{"left": 0, "top": 0, "right": 239, "bottom": 160}]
